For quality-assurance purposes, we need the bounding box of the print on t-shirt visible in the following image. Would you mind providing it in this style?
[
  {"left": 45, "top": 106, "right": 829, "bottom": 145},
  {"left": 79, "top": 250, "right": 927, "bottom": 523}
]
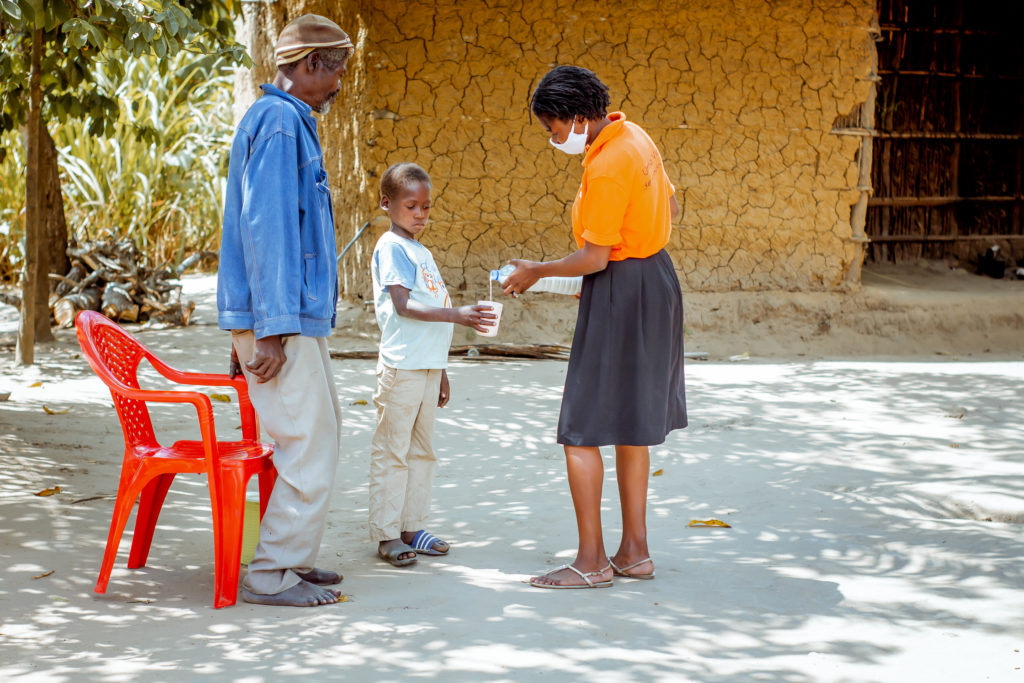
[{"left": 421, "top": 262, "right": 450, "bottom": 307}]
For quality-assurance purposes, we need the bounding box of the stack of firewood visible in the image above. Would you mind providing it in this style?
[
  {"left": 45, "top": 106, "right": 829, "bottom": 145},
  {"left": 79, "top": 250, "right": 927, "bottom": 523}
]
[{"left": 49, "top": 239, "right": 207, "bottom": 328}]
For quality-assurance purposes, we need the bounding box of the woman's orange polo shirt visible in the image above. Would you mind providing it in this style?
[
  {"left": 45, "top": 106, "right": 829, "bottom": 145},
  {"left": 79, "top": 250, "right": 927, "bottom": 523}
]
[{"left": 571, "top": 112, "right": 676, "bottom": 261}]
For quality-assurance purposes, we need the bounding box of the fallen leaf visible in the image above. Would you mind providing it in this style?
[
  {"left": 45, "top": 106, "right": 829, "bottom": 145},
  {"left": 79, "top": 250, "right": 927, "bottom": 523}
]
[
  {"left": 949, "top": 443, "right": 960, "bottom": 448},
  {"left": 652, "top": 469, "right": 664, "bottom": 476},
  {"left": 688, "top": 519, "right": 731, "bottom": 528},
  {"left": 43, "top": 406, "right": 70, "bottom": 415},
  {"left": 946, "top": 411, "right": 965, "bottom": 419},
  {"left": 210, "top": 393, "right": 231, "bottom": 403},
  {"left": 34, "top": 486, "right": 62, "bottom": 497},
  {"left": 337, "top": 595, "right": 349, "bottom": 603},
  {"left": 350, "top": 399, "right": 368, "bottom": 406},
  {"left": 32, "top": 570, "right": 54, "bottom": 580},
  {"left": 29, "top": 381, "right": 42, "bottom": 388},
  {"left": 50, "top": 596, "right": 68, "bottom": 602}
]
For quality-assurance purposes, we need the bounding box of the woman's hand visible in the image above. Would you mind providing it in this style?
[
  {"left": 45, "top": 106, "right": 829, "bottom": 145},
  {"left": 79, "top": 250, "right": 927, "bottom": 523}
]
[
  {"left": 438, "top": 369, "right": 450, "bottom": 408},
  {"left": 451, "top": 304, "right": 497, "bottom": 333},
  {"left": 502, "top": 259, "right": 541, "bottom": 297}
]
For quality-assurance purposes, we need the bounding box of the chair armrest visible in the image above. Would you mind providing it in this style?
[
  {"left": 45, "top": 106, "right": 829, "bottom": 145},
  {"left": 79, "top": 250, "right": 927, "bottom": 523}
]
[
  {"left": 143, "top": 350, "right": 237, "bottom": 387},
  {"left": 142, "top": 353, "right": 260, "bottom": 441},
  {"left": 112, "top": 386, "right": 221, "bottom": 465}
]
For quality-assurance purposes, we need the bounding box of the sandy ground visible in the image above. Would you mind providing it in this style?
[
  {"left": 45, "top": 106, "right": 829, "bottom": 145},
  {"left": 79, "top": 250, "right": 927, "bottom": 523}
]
[{"left": 0, "top": 268, "right": 1023, "bottom": 682}]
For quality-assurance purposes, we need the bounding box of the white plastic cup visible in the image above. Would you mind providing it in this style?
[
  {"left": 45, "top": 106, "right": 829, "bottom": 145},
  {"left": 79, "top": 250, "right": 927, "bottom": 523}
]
[{"left": 476, "top": 300, "right": 502, "bottom": 337}]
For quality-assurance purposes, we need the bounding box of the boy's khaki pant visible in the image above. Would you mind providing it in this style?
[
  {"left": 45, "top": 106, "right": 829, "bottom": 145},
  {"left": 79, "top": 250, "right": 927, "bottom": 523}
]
[
  {"left": 369, "top": 366, "right": 441, "bottom": 542},
  {"left": 231, "top": 331, "right": 342, "bottom": 596}
]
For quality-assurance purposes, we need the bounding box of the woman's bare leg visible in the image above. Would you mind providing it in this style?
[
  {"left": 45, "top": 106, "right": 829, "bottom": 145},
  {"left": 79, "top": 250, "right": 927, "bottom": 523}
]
[
  {"left": 531, "top": 445, "right": 613, "bottom": 587},
  {"left": 611, "top": 445, "right": 654, "bottom": 576}
]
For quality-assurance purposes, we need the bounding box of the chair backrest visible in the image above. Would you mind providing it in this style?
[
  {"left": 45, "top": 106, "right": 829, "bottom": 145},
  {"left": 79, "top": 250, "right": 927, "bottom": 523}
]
[{"left": 76, "top": 311, "right": 157, "bottom": 449}]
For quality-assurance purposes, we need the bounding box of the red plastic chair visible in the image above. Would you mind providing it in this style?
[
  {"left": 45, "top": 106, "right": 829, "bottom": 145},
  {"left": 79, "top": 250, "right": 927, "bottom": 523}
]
[{"left": 75, "top": 310, "right": 276, "bottom": 608}]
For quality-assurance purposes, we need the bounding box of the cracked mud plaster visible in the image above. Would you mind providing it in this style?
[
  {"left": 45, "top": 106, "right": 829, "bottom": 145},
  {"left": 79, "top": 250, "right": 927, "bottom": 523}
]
[{"left": 236, "top": 0, "right": 875, "bottom": 299}]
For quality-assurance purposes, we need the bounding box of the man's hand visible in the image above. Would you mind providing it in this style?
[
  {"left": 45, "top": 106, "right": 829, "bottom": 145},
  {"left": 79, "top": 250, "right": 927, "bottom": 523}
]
[
  {"left": 228, "top": 344, "right": 242, "bottom": 379},
  {"left": 246, "top": 334, "right": 286, "bottom": 383},
  {"left": 438, "top": 369, "right": 450, "bottom": 408},
  {"left": 451, "top": 304, "right": 497, "bottom": 333}
]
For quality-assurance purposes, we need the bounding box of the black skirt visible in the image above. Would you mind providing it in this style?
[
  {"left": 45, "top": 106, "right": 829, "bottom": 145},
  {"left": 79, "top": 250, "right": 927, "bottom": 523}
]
[{"left": 557, "top": 249, "right": 688, "bottom": 447}]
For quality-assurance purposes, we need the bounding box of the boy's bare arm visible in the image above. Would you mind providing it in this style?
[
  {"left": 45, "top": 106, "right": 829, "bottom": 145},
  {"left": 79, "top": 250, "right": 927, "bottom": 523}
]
[
  {"left": 438, "top": 369, "right": 450, "bottom": 408},
  {"left": 386, "top": 285, "right": 496, "bottom": 333}
]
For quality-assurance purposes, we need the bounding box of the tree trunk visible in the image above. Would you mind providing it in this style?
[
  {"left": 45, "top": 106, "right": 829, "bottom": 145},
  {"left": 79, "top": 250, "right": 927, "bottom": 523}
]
[
  {"left": 19, "top": 120, "right": 67, "bottom": 342},
  {"left": 16, "top": 29, "right": 43, "bottom": 365},
  {"left": 36, "top": 124, "right": 66, "bottom": 341}
]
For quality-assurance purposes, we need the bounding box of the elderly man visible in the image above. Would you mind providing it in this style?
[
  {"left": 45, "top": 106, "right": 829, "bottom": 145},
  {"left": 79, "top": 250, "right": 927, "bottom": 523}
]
[{"left": 217, "top": 14, "right": 354, "bottom": 607}]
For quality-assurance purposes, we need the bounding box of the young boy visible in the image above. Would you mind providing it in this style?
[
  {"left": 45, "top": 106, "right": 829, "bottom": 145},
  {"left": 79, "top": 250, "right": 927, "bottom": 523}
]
[{"left": 369, "top": 162, "right": 496, "bottom": 566}]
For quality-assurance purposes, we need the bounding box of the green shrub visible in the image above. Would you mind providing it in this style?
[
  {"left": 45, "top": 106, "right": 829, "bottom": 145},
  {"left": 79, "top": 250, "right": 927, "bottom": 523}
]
[
  {"left": 0, "top": 51, "right": 233, "bottom": 282},
  {"left": 0, "top": 129, "right": 25, "bottom": 282},
  {"left": 56, "top": 52, "right": 234, "bottom": 266}
]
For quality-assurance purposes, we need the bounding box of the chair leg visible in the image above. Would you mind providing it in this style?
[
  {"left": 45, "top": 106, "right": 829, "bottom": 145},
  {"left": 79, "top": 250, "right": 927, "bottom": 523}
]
[
  {"left": 212, "top": 471, "right": 248, "bottom": 609},
  {"left": 95, "top": 477, "right": 146, "bottom": 594},
  {"left": 127, "top": 473, "right": 175, "bottom": 569}
]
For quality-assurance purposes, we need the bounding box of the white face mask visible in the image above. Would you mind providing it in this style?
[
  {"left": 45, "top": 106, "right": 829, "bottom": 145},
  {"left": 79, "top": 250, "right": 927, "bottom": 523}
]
[{"left": 549, "top": 119, "right": 588, "bottom": 155}]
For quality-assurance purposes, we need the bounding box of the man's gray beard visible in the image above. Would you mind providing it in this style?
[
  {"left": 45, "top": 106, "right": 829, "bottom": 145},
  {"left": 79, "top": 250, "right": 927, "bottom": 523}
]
[{"left": 314, "top": 91, "right": 339, "bottom": 114}]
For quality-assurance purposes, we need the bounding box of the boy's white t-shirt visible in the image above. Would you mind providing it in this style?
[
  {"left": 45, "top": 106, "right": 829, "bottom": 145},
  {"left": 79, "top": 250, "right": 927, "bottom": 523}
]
[{"left": 371, "top": 231, "right": 454, "bottom": 370}]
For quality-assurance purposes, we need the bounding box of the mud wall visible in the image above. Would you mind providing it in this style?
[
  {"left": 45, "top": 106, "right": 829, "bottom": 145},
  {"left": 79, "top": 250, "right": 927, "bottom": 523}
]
[{"left": 235, "top": 0, "right": 877, "bottom": 298}]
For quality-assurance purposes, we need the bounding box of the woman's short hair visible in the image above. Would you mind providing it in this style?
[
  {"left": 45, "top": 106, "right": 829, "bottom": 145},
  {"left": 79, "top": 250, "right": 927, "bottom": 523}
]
[
  {"left": 380, "top": 162, "right": 431, "bottom": 199},
  {"left": 530, "top": 65, "right": 611, "bottom": 121}
]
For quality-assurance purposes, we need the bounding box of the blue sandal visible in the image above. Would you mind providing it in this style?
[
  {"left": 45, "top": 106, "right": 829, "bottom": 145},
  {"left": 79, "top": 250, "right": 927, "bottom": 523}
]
[{"left": 410, "top": 530, "right": 449, "bottom": 556}]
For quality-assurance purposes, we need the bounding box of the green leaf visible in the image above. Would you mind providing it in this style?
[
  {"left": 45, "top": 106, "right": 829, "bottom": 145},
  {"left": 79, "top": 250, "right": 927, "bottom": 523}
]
[
  {"left": 163, "top": 9, "right": 179, "bottom": 36},
  {"left": 52, "top": 0, "right": 70, "bottom": 25},
  {"left": 24, "top": 0, "right": 43, "bottom": 28},
  {"left": 83, "top": 21, "right": 105, "bottom": 49},
  {"left": 68, "top": 24, "right": 88, "bottom": 50},
  {"left": 0, "top": 0, "right": 22, "bottom": 22},
  {"left": 42, "top": 2, "right": 59, "bottom": 31}
]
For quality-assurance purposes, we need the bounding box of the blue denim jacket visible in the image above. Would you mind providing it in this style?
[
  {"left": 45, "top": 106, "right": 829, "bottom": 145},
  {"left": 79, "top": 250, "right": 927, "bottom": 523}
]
[{"left": 217, "top": 85, "right": 338, "bottom": 339}]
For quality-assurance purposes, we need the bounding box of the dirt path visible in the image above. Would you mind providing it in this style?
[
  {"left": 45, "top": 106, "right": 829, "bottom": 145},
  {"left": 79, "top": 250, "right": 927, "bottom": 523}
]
[{"left": 0, "top": 270, "right": 1022, "bottom": 681}]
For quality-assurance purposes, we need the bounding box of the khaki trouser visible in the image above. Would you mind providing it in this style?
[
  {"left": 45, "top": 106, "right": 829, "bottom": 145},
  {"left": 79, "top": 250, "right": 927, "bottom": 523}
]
[
  {"left": 231, "top": 331, "right": 342, "bottom": 596},
  {"left": 368, "top": 366, "right": 441, "bottom": 542}
]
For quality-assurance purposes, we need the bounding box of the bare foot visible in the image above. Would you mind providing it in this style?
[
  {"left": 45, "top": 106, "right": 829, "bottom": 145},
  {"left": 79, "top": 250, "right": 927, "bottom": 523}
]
[
  {"left": 241, "top": 580, "right": 341, "bottom": 606},
  {"left": 296, "top": 567, "right": 343, "bottom": 585},
  {"left": 531, "top": 563, "right": 613, "bottom": 588}
]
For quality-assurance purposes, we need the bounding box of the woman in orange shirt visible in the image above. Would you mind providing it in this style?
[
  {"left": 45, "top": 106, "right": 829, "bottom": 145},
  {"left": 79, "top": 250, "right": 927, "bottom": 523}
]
[{"left": 503, "top": 66, "right": 687, "bottom": 589}]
